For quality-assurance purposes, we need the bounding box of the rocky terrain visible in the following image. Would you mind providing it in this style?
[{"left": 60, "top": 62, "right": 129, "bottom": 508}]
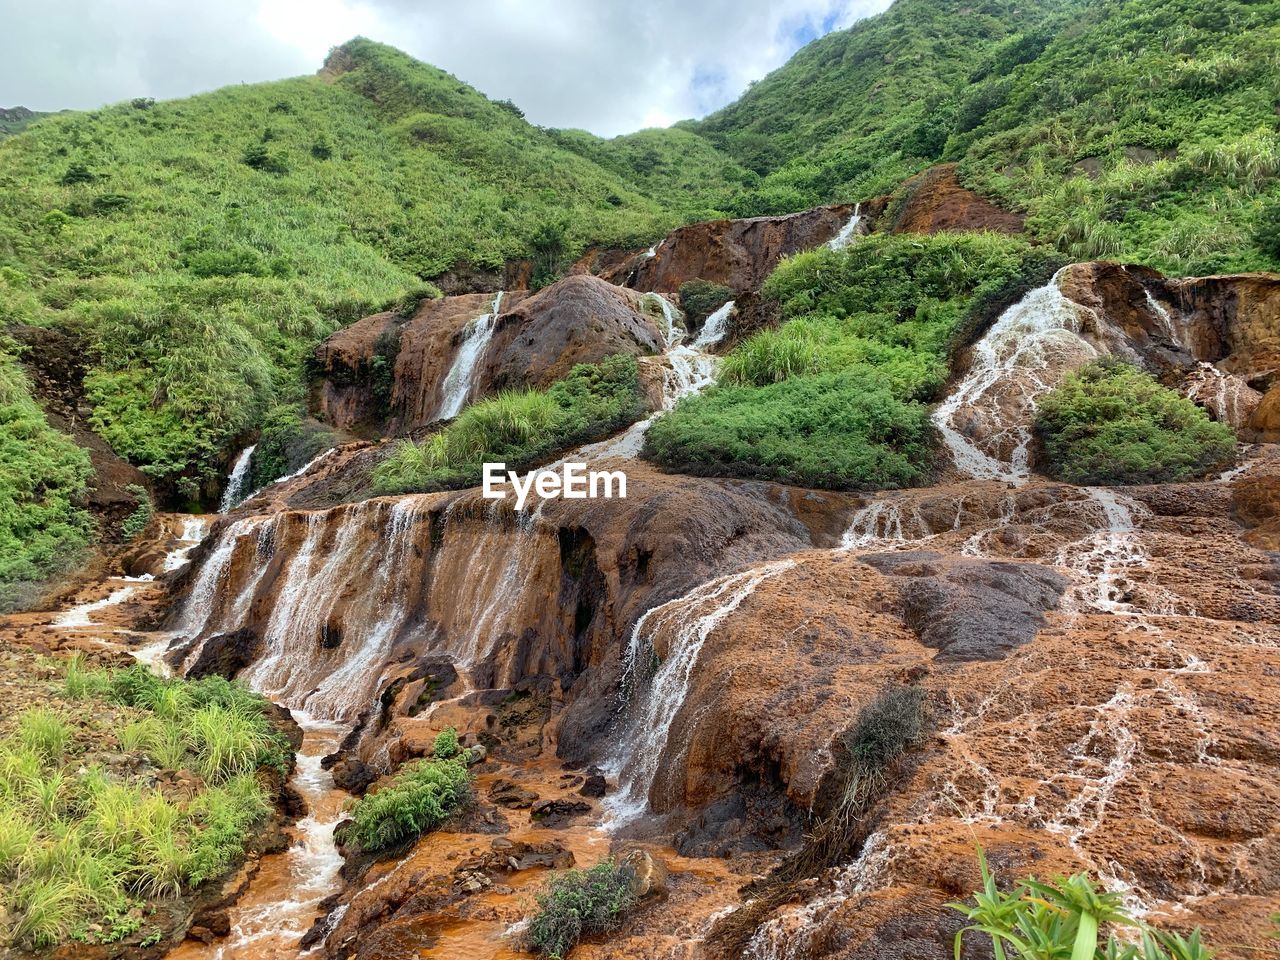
[{"left": 8, "top": 175, "right": 1275, "bottom": 959}]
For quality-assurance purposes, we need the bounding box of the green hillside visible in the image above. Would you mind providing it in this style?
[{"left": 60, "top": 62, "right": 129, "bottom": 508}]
[
  {"left": 0, "top": 39, "right": 735, "bottom": 503},
  {"left": 693, "top": 0, "right": 1280, "bottom": 273},
  {"left": 2, "top": 0, "right": 1279, "bottom": 601}
]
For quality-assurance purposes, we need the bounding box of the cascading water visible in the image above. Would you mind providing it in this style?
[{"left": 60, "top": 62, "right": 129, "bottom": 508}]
[
  {"left": 219, "top": 445, "right": 256, "bottom": 513},
  {"left": 437, "top": 291, "right": 505, "bottom": 420},
  {"left": 693, "top": 299, "right": 736, "bottom": 349},
  {"left": 932, "top": 268, "right": 1103, "bottom": 483},
  {"left": 826, "top": 202, "right": 863, "bottom": 250},
  {"left": 604, "top": 559, "right": 796, "bottom": 823},
  {"left": 567, "top": 293, "right": 720, "bottom": 462},
  {"left": 1144, "top": 288, "right": 1188, "bottom": 352},
  {"left": 1183, "top": 361, "right": 1260, "bottom": 428}
]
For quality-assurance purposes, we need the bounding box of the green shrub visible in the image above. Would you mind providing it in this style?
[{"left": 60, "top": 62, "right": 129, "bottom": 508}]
[
  {"left": 644, "top": 371, "right": 934, "bottom": 490},
  {"left": 952, "top": 850, "right": 1212, "bottom": 960},
  {"left": 119, "top": 484, "right": 153, "bottom": 541},
  {"left": 341, "top": 756, "right": 471, "bottom": 851},
  {"left": 431, "top": 727, "right": 461, "bottom": 760},
  {"left": 525, "top": 860, "right": 638, "bottom": 959},
  {"left": 648, "top": 233, "right": 1062, "bottom": 490},
  {"left": 1034, "top": 359, "right": 1236, "bottom": 485},
  {"left": 678, "top": 279, "right": 734, "bottom": 325},
  {"left": 372, "top": 354, "right": 647, "bottom": 494}
]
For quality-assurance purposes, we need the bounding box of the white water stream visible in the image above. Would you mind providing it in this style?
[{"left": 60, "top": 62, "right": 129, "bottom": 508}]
[
  {"left": 932, "top": 269, "right": 1102, "bottom": 483},
  {"left": 604, "top": 559, "right": 796, "bottom": 823},
  {"left": 826, "top": 202, "right": 863, "bottom": 250},
  {"left": 220, "top": 444, "right": 257, "bottom": 513},
  {"left": 437, "top": 290, "right": 505, "bottom": 420}
]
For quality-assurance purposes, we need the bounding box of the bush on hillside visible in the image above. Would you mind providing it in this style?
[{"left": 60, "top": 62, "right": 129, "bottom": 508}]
[
  {"left": 648, "top": 233, "right": 1062, "bottom": 489},
  {"left": 0, "top": 352, "right": 93, "bottom": 611},
  {"left": 1033, "top": 358, "right": 1236, "bottom": 485},
  {"left": 644, "top": 371, "right": 933, "bottom": 490},
  {"left": 371, "top": 354, "right": 647, "bottom": 494},
  {"left": 340, "top": 755, "right": 471, "bottom": 851},
  {"left": 525, "top": 861, "right": 638, "bottom": 959}
]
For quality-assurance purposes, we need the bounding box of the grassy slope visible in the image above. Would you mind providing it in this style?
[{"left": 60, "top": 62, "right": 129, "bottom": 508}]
[
  {"left": 0, "top": 39, "right": 735, "bottom": 502},
  {"left": 692, "top": 0, "right": 1280, "bottom": 273}
]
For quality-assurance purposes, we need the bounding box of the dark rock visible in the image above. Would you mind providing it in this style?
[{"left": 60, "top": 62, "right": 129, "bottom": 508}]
[
  {"left": 184, "top": 627, "right": 263, "bottom": 680},
  {"left": 488, "top": 778, "right": 538, "bottom": 809},
  {"left": 331, "top": 757, "right": 377, "bottom": 795},
  {"left": 530, "top": 797, "right": 592, "bottom": 825},
  {"left": 861, "top": 551, "right": 1068, "bottom": 661},
  {"left": 579, "top": 774, "right": 607, "bottom": 798}
]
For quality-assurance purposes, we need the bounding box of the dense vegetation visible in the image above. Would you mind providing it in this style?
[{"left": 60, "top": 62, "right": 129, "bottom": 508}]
[
  {"left": 0, "top": 350, "right": 93, "bottom": 611},
  {"left": 0, "top": 39, "right": 729, "bottom": 502},
  {"left": 1034, "top": 358, "right": 1236, "bottom": 484},
  {"left": 693, "top": 0, "right": 1280, "bottom": 275},
  {"left": 339, "top": 729, "right": 472, "bottom": 852},
  {"left": 373, "top": 355, "right": 647, "bottom": 494},
  {"left": 952, "top": 851, "right": 1211, "bottom": 960},
  {"left": 3, "top": 0, "right": 1278, "bottom": 585},
  {"left": 645, "top": 232, "right": 1064, "bottom": 488},
  {"left": 0, "top": 659, "right": 289, "bottom": 951},
  {"left": 525, "top": 860, "right": 638, "bottom": 959}
]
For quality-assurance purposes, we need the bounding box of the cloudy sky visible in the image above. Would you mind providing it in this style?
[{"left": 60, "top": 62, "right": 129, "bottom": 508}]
[{"left": 1, "top": 0, "right": 891, "bottom": 136}]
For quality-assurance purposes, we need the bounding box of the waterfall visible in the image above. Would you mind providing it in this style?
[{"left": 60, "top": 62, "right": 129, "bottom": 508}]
[
  {"left": 604, "top": 559, "right": 796, "bottom": 823},
  {"left": 174, "top": 495, "right": 554, "bottom": 722},
  {"left": 437, "top": 291, "right": 505, "bottom": 420},
  {"left": 175, "top": 516, "right": 268, "bottom": 641},
  {"left": 1144, "top": 288, "right": 1188, "bottom": 352},
  {"left": 565, "top": 294, "right": 718, "bottom": 462},
  {"left": 161, "top": 517, "right": 208, "bottom": 573},
  {"left": 932, "top": 268, "right": 1100, "bottom": 483},
  {"left": 1183, "top": 361, "right": 1259, "bottom": 428},
  {"left": 219, "top": 445, "right": 256, "bottom": 513},
  {"left": 826, "top": 202, "right": 863, "bottom": 250},
  {"left": 693, "top": 299, "right": 736, "bottom": 349},
  {"left": 841, "top": 499, "right": 908, "bottom": 549}
]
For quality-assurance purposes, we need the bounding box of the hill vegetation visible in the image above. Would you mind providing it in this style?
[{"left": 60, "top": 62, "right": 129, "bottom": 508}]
[
  {"left": 692, "top": 0, "right": 1280, "bottom": 274},
  {"left": 0, "top": 39, "right": 733, "bottom": 504},
  {"left": 644, "top": 233, "right": 1064, "bottom": 488},
  {"left": 1, "top": 0, "right": 1278, "bottom": 594}
]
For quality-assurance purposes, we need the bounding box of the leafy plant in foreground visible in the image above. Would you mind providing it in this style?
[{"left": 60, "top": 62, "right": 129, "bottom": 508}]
[
  {"left": 525, "top": 860, "right": 638, "bottom": 959},
  {"left": 951, "top": 849, "right": 1213, "bottom": 960}
]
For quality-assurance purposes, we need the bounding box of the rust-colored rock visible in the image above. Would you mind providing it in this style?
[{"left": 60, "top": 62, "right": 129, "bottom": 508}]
[
  {"left": 887, "top": 164, "right": 1023, "bottom": 235},
  {"left": 598, "top": 203, "right": 874, "bottom": 294},
  {"left": 478, "top": 274, "right": 665, "bottom": 393},
  {"left": 310, "top": 275, "right": 664, "bottom": 435}
]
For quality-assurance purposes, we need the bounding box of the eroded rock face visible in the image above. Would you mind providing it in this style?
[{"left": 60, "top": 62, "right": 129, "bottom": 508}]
[
  {"left": 477, "top": 274, "right": 665, "bottom": 393},
  {"left": 861, "top": 551, "right": 1068, "bottom": 661},
  {"left": 596, "top": 203, "right": 877, "bottom": 294},
  {"left": 888, "top": 164, "right": 1023, "bottom": 235},
  {"left": 310, "top": 275, "right": 666, "bottom": 435}
]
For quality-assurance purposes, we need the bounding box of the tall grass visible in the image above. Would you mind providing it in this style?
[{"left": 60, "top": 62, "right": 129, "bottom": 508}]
[{"left": 0, "top": 664, "right": 289, "bottom": 951}]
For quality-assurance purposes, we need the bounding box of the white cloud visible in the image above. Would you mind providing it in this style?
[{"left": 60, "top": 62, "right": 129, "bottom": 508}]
[{"left": 1, "top": 0, "right": 892, "bottom": 136}]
